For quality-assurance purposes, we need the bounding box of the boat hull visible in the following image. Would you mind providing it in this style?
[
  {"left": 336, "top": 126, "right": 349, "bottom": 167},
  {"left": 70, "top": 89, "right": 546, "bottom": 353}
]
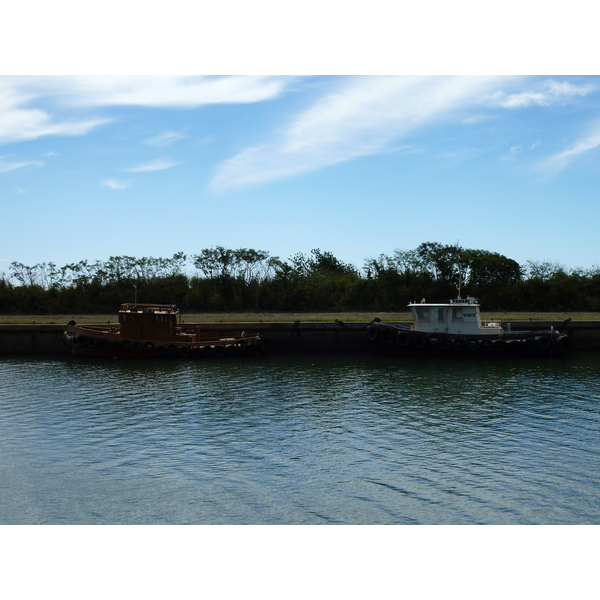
[
  {"left": 367, "top": 322, "right": 570, "bottom": 357},
  {"left": 63, "top": 326, "right": 265, "bottom": 359}
]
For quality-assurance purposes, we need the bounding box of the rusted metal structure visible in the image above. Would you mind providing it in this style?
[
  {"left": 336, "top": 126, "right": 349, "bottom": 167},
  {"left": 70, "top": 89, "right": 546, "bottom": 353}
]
[{"left": 63, "top": 303, "right": 264, "bottom": 358}]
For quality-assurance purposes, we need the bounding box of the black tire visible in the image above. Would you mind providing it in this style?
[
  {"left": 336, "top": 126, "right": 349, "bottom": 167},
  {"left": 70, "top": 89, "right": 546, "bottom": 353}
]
[
  {"left": 556, "top": 336, "right": 570, "bottom": 354},
  {"left": 381, "top": 328, "right": 396, "bottom": 345},
  {"left": 413, "top": 336, "right": 428, "bottom": 350},
  {"left": 74, "top": 335, "right": 86, "bottom": 347},
  {"left": 480, "top": 339, "right": 493, "bottom": 352},
  {"left": 439, "top": 338, "right": 452, "bottom": 351},
  {"left": 507, "top": 340, "right": 521, "bottom": 352},
  {"left": 525, "top": 338, "right": 537, "bottom": 351},
  {"left": 367, "top": 324, "right": 379, "bottom": 343},
  {"left": 537, "top": 335, "right": 551, "bottom": 350},
  {"left": 396, "top": 331, "right": 410, "bottom": 348},
  {"left": 466, "top": 339, "right": 479, "bottom": 351}
]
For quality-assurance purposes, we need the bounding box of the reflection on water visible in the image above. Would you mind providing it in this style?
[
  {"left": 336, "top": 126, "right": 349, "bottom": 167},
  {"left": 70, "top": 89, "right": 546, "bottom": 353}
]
[{"left": 1, "top": 353, "right": 599, "bottom": 524}]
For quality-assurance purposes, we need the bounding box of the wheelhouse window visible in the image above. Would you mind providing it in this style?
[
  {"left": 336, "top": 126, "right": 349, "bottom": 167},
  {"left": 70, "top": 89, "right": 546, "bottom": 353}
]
[
  {"left": 452, "top": 307, "right": 463, "bottom": 320},
  {"left": 416, "top": 308, "right": 429, "bottom": 320},
  {"left": 437, "top": 308, "right": 445, "bottom": 322}
]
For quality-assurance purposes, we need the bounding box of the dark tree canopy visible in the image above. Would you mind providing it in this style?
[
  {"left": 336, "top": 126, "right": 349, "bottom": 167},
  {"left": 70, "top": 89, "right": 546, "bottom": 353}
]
[{"left": 1, "top": 244, "right": 598, "bottom": 314}]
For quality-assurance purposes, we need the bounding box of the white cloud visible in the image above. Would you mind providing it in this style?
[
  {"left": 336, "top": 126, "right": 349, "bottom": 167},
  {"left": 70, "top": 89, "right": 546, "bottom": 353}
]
[
  {"left": 0, "top": 86, "right": 109, "bottom": 145},
  {"left": 10, "top": 75, "right": 292, "bottom": 108},
  {"left": 211, "top": 76, "right": 600, "bottom": 190},
  {"left": 490, "top": 79, "right": 595, "bottom": 109},
  {"left": 124, "top": 159, "right": 177, "bottom": 173},
  {"left": 211, "top": 76, "right": 508, "bottom": 190},
  {"left": 0, "top": 155, "right": 43, "bottom": 171},
  {"left": 103, "top": 179, "right": 131, "bottom": 190},
  {"left": 0, "top": 76, "right": 291, "bottom": 147},
  {"left": 144, "top": 131, "right": 186, "bottom": 147},
  {"left": 462, "top": 114, "right": 493, "bottom": 125},
  {"left": 538, "top": 123, "right": 600, "bottom": 172},
  {"left": 501, "top": 145, "right": 523, "bottom": 161}
]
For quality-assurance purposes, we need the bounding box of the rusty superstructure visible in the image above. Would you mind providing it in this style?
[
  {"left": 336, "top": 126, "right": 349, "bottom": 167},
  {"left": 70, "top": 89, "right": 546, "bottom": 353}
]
[{"left": 63, "top": 303, "right": 264, "bottom": 358}]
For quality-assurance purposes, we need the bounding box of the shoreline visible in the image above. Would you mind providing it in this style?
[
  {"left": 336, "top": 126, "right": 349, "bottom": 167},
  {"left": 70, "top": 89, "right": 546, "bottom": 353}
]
[{"left": 1, "top": 311, "right": 598, "bottom": 325}]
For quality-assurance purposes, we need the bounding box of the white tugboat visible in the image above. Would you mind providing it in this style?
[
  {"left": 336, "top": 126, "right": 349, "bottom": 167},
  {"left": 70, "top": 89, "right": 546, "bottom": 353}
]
[{"left": 367, "top": 284, "right": 569, "bottom": 356}]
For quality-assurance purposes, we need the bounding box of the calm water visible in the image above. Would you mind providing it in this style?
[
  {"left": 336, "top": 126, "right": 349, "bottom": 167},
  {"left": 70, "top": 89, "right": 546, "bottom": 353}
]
[{"left": 1, "top": 352, "right": 599, "bottom": 524}]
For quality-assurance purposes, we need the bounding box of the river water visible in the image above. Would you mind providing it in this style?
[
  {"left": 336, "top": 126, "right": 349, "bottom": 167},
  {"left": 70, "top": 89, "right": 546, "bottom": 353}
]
[{"left": 1, "top": 352, "right": 599, "bottom": 525}]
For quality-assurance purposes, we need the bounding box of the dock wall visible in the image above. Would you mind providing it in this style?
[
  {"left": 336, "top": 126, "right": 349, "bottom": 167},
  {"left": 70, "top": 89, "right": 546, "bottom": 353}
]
[{"left": 1, "top": 320, "right": 600, "bottom": 355}]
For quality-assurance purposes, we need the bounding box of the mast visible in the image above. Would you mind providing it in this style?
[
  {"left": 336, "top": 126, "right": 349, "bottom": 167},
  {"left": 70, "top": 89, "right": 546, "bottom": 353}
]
[{"left": 456, "top": 273, "right": 463, "bottom": 300}]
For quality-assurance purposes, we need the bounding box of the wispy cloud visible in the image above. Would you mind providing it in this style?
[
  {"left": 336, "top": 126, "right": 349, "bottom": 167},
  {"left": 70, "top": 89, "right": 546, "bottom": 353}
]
[
  {"left": 103, "top": 179, "right": 131, "bottom": 190},
  {"left": 0, "top": 85, "right": 109, "bottom": 145},
  {"left": 462, "top": 114, "right": 493, "bottom": 125},
  {"left": 9, "top": 76, "right": 292, "bottom": 108},
  {"left": 501, "top": 145, "right": 523, "bottom": 161},
  {"left": 211, "top": 76, "right": 598, "bottom": 190},
  {"left": 489, "top": 79, "right": 595, "bottom": 109},
  {"left": 0, "top": 155, "right": 43, "bottom": 172},
  {"left": 0, "top": 76, "right": 292, "bottom": 147},
  {"left": 144, "top": 130, "right": 186, "bottom": 147},
  {"left": 211, "top": 76, "right": 509, "bottom": 190},
  {"left": 538, "top": 123, "right": 600, "bottom": 172},
  {"left": 124, "top": 159, "right": 177, "bottom": 173},
  {"left": 502, "top": 141, "right": 541, "bottom": 162}
]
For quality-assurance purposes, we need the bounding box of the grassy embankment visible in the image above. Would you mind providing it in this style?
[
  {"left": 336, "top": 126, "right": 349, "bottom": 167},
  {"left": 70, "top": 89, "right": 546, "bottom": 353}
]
[{"left": 1, "top": 312, "right": 598, "bottom": 325}]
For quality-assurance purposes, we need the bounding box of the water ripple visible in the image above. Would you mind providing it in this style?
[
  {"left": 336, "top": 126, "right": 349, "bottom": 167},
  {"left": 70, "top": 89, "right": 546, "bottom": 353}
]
[{"left": 1, "top": 354, "right": 599, "bottom": 524}]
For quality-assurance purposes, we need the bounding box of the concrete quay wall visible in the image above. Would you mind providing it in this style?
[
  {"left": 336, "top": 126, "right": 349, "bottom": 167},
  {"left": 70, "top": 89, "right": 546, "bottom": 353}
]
[{"left": 1, "top": 320, "right": 600, "bottom": 355}]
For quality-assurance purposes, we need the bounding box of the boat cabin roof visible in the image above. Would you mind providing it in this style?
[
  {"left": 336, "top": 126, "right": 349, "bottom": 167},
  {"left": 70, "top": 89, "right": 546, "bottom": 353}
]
[
  {"left": 408, "top": 296, "right": 479, "bottom": 308},
  {"left": 120, "top": 303, "right": 178, "bottom": 314}
]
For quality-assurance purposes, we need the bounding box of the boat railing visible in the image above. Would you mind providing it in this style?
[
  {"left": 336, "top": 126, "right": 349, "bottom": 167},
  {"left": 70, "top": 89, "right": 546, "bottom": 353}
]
[
  {"left": 481, "top": 320, "right": 502, "bottom": 328},
  {"left": 120, "top": 303, "right": 178, "bottom": 313}
]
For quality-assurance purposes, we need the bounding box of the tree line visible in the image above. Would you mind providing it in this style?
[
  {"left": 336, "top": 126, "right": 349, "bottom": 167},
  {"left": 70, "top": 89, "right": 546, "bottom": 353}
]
[{"left": 1, "top": 243, "right": 599, "bottom": 314}]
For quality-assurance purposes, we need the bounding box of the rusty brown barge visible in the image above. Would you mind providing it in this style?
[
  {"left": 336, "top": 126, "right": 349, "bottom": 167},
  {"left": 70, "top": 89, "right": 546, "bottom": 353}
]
[{"left": 63, "top": 303, "right": 264, "bottom": 358}]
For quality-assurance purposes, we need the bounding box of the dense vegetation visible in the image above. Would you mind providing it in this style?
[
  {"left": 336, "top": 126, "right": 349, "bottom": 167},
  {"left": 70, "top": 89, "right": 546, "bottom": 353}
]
[{"left": 1, "top": 243, "right": 599, "bottom": 314}]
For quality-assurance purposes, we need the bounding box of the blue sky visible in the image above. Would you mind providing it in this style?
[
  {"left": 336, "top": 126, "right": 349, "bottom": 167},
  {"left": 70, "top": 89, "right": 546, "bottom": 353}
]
[
  {"left": 1, "top": 74, "right": 599, "bottom": 275},
  {"left": 1, "top": 5, "right": 599, "bottom": 278}
]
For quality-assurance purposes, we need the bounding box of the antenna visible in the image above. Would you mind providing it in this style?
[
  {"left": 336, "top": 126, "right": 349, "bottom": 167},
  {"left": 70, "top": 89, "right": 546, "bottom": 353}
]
[
  {"left": 456, "top": 273, "right": 463, "bottom": 299},
  {"left": 134, "top": 283, "right": 137, "bottom": 305}
]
